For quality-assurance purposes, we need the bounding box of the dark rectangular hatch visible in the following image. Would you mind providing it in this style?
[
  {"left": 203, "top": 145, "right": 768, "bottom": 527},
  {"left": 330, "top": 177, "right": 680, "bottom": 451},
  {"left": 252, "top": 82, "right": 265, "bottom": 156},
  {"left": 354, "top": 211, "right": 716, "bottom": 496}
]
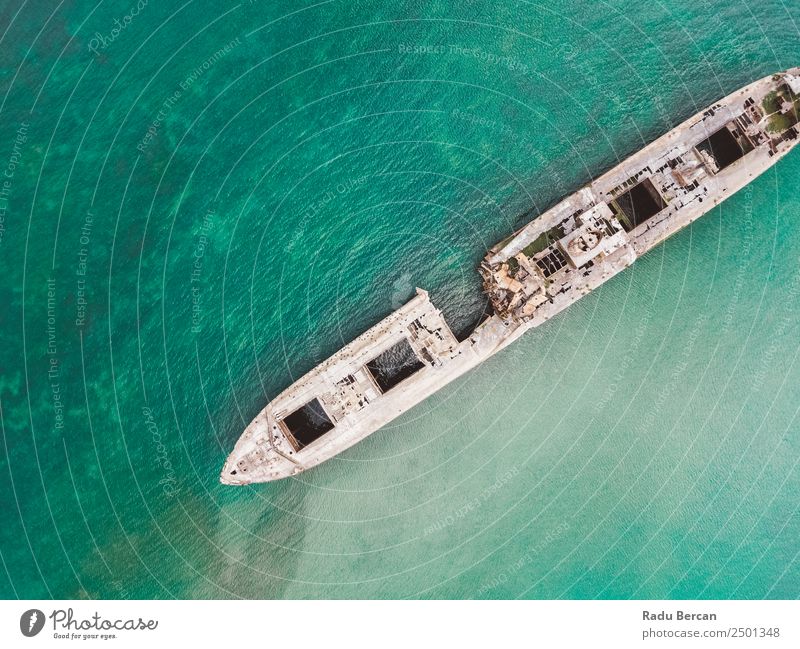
[
  {"left": 281, "top": 398, "right": 335, "bottom": 448},
  {"left": 366, "top": 338, "right": 425, "bottom": 393}
]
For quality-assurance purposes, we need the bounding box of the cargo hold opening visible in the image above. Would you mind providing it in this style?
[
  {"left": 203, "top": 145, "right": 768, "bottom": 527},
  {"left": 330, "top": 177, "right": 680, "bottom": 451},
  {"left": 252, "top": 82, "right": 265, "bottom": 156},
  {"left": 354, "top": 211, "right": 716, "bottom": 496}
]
[
  {"left": 614, "top": 177, "right": 667, "bottom": 230},
  {"left": 696, "top": 125, "right": 745, "bottom": 171},
  {"left": 280, "top": 398, "right": 335, "bottom": 449},
  {"left": 365, "top": 338, "right": 425, "bottom": 393}
]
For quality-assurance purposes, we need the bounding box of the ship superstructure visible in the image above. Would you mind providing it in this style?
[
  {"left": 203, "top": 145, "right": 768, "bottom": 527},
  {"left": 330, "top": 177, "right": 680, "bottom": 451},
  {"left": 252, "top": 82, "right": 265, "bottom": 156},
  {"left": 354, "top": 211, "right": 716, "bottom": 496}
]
[{"left": 222, "top": 69, "right": 800, "bottom": 484}]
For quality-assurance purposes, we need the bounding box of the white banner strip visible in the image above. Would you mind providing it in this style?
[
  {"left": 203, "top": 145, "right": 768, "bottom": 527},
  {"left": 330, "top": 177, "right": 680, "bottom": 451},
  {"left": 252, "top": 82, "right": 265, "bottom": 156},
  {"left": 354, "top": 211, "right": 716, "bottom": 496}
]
[{"left": 1, "top": 600, "right": 797, "bottom": 648}]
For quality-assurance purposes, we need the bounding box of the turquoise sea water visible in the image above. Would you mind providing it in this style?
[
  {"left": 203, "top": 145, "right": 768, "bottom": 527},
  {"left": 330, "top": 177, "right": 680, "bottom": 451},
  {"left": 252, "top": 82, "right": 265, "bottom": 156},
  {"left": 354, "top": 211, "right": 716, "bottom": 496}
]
[{"left": 0, "top": 0, "right": 798, "bottom": 599}]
